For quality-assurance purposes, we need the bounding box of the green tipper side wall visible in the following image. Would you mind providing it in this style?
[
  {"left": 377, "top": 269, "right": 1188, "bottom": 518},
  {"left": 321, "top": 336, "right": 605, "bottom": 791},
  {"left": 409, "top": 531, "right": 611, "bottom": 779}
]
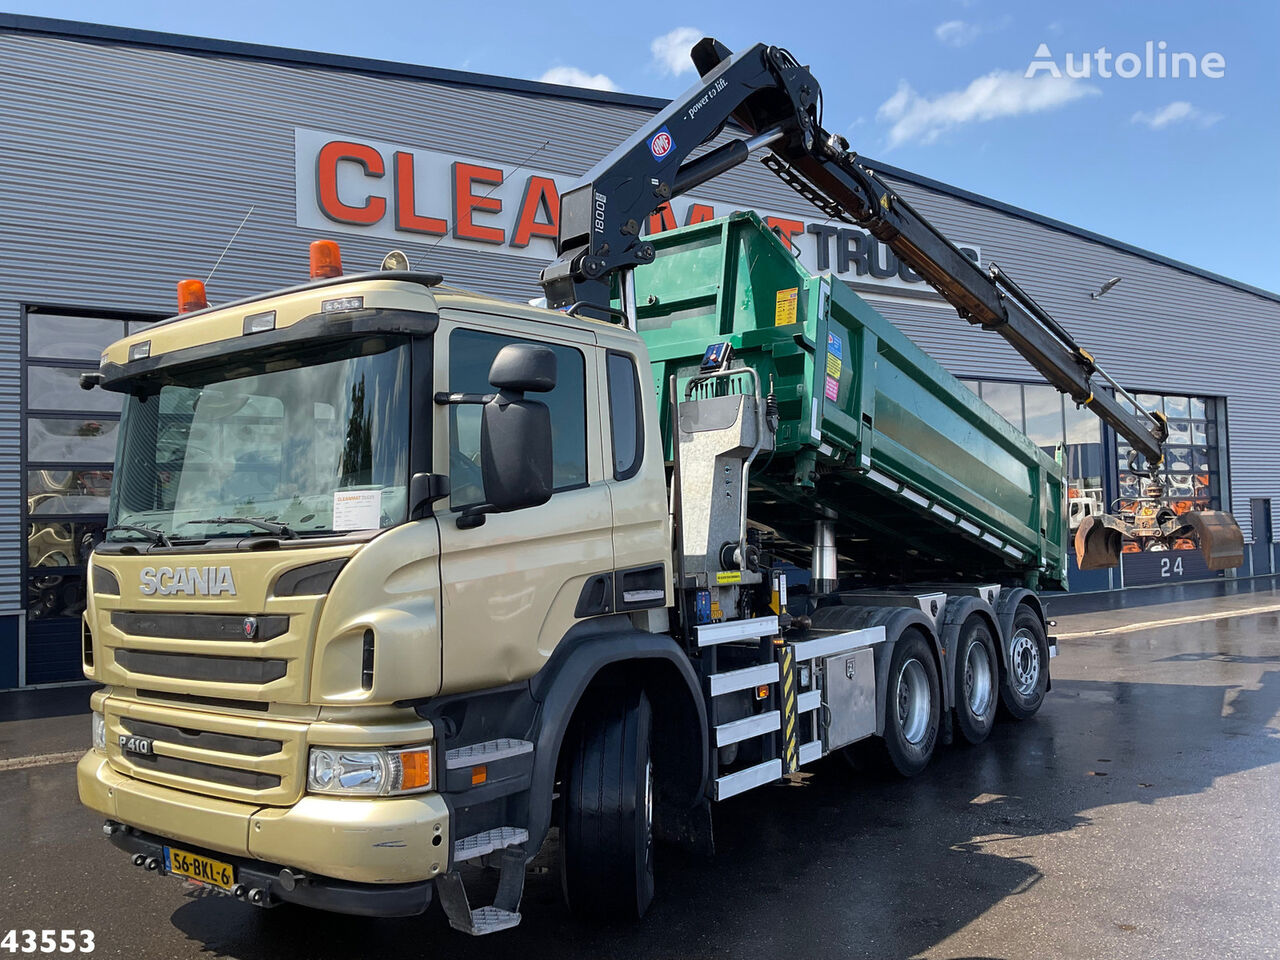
[{"left": 631, "top": 211, "right": 1067, "bottom": 590}]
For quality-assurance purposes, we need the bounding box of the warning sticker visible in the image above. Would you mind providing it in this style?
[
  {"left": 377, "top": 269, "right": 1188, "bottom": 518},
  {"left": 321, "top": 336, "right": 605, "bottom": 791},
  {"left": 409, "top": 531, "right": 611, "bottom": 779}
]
[
  {"left": 774, "top": 287, "right": 798, "bottom": 325},
  {"left": 826, "top": 353, "right": 842, "bottom": 379},
  {"left": 824, "top": 375, "right": 840, "bottom": 401},
  {"left": 716, "top": 570, "right": 743, "bottom": 584},
  {"left": 827, "top": 331, "right": 843, "bottom": 359}
]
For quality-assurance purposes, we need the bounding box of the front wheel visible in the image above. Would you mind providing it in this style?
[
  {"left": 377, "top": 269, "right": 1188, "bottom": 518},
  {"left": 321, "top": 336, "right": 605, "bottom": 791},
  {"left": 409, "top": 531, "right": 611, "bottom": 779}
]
[
  {"left": 560, "top": 687, "right": 655, "bottom": 920},
  {"left": 999, "top": 606, "right": 1049, "bottom": 720}
]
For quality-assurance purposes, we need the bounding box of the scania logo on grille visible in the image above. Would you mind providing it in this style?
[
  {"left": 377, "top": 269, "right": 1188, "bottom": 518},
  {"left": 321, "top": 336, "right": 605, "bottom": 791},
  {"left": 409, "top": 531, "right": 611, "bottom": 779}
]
[
  {"left": 139, "top": 565, "right": 237, "bottom": 597},
  {"left": 242, "top": 617, "right": 258, "bottom": 639}
]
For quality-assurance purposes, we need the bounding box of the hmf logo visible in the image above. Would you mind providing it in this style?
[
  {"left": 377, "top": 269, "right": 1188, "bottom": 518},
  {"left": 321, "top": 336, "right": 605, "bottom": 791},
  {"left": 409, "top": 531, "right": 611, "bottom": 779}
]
[
  {"left": 139, "top": 566, "right": 237, "bottom": 597},
  {"left": 294, "top": 127, "right": 979, "bottom": 294},
  {"left": 648, "top": 127, "right": 675, "bottom": 160}
]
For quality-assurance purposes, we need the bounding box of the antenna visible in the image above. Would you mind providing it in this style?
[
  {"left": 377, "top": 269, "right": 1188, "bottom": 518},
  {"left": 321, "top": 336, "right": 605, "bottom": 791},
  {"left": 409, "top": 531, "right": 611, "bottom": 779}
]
[
  {"left": 205, "top": 205, "right": 256, "bottom": 284},
  {"left": 412, "top": 141, "right": 552, "bottom": 270}
]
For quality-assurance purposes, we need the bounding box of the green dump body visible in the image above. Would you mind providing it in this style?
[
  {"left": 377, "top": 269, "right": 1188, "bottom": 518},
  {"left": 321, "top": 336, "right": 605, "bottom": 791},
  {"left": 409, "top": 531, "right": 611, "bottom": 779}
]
[{"left": 631, "top": 212, "right": 1067, "bottom": 591}]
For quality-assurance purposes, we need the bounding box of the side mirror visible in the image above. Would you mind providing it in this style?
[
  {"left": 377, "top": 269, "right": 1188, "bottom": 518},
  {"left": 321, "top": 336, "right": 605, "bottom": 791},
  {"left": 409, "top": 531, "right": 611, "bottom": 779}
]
[
  {"left": 488, "top": 342, "right": 557, "bottom": 394},
  {"left": 458, "top": 344, "right": 556, "bottom": 528}
]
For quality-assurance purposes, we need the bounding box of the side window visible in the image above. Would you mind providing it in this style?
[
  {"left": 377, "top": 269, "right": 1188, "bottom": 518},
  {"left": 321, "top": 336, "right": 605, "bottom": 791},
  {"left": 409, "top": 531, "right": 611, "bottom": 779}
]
[
  {"left": 607, "top": 352, "right": 644, "bottom": 480},
  {"left": 448, "top": 328, "right": 587, "bottom": 508}
]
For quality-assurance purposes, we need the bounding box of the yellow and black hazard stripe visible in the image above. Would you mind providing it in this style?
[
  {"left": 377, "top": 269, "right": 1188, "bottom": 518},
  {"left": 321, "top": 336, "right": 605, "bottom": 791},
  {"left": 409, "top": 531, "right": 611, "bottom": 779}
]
[{"left": 780, "top": 645, "right": 798, "bottom": 774}]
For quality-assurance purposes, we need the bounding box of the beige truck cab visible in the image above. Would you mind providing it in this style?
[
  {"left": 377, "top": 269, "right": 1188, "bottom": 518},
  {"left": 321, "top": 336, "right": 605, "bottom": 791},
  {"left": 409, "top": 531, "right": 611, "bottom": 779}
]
[{"left": 78, "top": 257, "right": 698, "bottom": 930}]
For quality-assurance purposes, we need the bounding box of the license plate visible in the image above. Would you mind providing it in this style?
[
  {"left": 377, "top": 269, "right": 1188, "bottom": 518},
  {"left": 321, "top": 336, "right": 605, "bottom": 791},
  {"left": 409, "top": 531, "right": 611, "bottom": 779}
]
[
  {"left": 118, "top": 734, "right": 154, "bottom": 756},
  {"left": 164, "top": 845, "right": 235, "bottom": 890}
]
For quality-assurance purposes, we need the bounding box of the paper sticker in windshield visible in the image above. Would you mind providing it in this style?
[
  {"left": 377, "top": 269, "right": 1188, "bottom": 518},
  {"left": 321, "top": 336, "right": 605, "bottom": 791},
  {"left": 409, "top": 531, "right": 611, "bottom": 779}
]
[{"left": 333, "top": 490, "right": 382, "bottom": 531}]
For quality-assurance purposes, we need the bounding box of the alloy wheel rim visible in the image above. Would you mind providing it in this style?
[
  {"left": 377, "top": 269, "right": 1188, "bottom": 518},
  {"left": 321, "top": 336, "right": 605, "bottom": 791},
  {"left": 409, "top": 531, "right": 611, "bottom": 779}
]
[
  {"left": 896, "top": 658, "right": 931, "bottom": 745},
  {"left": 965, "top": 639, "right": 993, "bottom": 716},
  {"left": 643, "top": 756, "right": 653, "bottom": 863},
  {"left": 1010, "top": 628, "right": 1041, "bottom": 697}
]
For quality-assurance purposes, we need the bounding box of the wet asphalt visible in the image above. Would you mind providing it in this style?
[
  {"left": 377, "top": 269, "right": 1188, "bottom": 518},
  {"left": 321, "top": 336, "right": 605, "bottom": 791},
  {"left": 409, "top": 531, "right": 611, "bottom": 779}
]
[{"left": 2, "top": 583, "right": 1278, "bottom": 959}]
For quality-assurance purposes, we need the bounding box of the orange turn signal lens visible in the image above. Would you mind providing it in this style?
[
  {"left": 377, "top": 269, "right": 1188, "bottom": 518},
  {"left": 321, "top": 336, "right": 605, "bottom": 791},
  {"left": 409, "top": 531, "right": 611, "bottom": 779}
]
[
  {"left": 176, "top": 278, "right": 208, "bottom": 313},
  {"left": 309, "top": 239, "right": 343, "bottom": 279},
  {"left": 471, "top": 764, "right": 488, "bottom": 786},
  {"left": 397, "top": 747, "right": 432, "bottom": 792},
  {"left": 756, "top": 685, "right": 770, "bottom": 700}
]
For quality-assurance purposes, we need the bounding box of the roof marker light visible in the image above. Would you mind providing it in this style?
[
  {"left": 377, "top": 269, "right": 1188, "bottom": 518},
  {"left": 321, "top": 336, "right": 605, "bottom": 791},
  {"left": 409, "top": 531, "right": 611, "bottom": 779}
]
[
  {"left": 243, "top": 310, "right": 277, "bottom": 335},
  {"left": 310, "top": 240, "right": 343, "bottom": 279},
  {"left": 177, "top": 278, "right": 208, "bottom": 313},
  {"left": 128, "top": 341, "right": 151, "bottom": 362}
]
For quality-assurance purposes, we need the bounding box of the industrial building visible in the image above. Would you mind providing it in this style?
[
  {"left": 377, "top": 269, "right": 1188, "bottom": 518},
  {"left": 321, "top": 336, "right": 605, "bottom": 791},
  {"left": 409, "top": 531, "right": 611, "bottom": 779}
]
[{"left": 1, "top": 14, "right": 1276, "bottom": 688}]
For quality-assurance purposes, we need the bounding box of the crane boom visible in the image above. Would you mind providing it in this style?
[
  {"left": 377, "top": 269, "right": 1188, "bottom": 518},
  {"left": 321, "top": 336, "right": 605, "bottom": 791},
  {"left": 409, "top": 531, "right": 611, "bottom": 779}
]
[
  {"left": 540, "top": 39, "right": 1167, "bottom": 464},
  {"left": 540, "top": 37, "right": 1243, "bottom": 572}
]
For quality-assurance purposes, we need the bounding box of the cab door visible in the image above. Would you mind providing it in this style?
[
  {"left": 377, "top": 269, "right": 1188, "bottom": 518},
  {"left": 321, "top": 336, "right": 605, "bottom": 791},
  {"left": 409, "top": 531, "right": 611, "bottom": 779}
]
[{"left": 434, "top": 309, "right": 614, "bottom": 693}]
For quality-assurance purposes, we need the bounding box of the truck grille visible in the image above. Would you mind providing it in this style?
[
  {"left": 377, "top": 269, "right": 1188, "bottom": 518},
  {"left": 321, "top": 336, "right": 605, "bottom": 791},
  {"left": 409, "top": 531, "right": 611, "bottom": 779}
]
[
  {"left": 114, "top": 649, "right": 288, "bottom": 684},
  {"left": 105, "top": 700, "right": 306, "bottom": 805},
  {"left": 97, "top": 599, "right": 313, "bottom": 704},
  {"left": 110, "top": 611, "right": 289, "bottom": 641}
]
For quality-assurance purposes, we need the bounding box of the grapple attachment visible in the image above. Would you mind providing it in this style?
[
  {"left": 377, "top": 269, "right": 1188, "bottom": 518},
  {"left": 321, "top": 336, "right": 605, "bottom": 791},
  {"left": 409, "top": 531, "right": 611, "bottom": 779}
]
[
  {"left": 1073, "top": 514, "right": 1125, "bottom": 571},
  {"left": 1073, "top": 508, "right": 1245, "bottom": 572},
  {"left": 1176, "top": 510, "right": 1245, "bottom": 571}
]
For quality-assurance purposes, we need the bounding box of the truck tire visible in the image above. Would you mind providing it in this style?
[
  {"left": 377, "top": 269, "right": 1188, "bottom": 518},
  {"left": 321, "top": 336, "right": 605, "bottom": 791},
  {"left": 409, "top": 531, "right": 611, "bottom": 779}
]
[
  {"left": 999, "top": 605, "right": 1049, "bottom": 720},
  {"left": 954, "top": 617, "right": 998, "bottom": 745},
  {"left": 560, "top": 687, "right": 655, "bottom": 920},
  {"left": 846, "top": 629, "right": 940, "bottom": 777}
]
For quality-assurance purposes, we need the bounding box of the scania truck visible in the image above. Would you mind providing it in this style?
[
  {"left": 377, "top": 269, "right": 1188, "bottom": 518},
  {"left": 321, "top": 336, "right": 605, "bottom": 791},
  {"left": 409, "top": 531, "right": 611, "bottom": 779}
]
[{"left": 76, "top": 38, "right": 1242, "bottom": 934}]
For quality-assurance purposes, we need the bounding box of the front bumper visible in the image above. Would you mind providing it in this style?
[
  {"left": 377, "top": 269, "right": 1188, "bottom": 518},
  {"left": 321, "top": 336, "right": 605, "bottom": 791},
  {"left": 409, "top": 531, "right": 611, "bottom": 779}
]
[
  {"left": 79, "top": 751, "right": 450, "bottom": 901},
  {"left": 104, "top": 821, "right": 432, "bottom": 917}
]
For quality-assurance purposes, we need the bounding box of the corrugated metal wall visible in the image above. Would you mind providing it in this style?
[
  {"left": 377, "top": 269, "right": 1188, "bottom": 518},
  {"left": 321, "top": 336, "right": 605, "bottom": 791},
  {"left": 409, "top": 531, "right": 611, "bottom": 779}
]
[{"left": 0, "top": 22, "right": 1276, "bottom": 622}]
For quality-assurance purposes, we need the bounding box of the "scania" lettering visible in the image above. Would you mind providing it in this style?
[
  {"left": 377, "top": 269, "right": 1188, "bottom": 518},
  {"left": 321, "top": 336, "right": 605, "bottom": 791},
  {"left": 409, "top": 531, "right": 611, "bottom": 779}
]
[{"left": 139, "top": 566, "right": 237, "bottom": 597}]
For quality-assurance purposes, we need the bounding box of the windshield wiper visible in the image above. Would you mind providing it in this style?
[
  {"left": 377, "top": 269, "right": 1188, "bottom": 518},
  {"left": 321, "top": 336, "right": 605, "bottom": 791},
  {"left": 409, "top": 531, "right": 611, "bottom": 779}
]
[
  {"left": 181, "top": 516, "right": 299, "bottom": 540},
  {"left": 103, "top": 524, "right": 173, "bottom": 548}
]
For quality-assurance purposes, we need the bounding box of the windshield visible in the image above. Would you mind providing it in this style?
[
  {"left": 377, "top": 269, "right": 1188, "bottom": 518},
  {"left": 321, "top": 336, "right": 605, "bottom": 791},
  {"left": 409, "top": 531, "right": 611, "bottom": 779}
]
[{"left": 109, "top": 335, "right": 411, "bottom": 541}]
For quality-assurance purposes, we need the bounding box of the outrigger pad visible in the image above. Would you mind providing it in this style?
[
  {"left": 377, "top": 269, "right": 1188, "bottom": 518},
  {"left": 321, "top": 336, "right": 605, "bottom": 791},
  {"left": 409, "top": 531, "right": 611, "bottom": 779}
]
[
  {"left": 1074, "top": 515, "right": 1123, "bottom": 571},
  {"left": 1179, "top": 510, "right": 1245, "bottom": 571}
]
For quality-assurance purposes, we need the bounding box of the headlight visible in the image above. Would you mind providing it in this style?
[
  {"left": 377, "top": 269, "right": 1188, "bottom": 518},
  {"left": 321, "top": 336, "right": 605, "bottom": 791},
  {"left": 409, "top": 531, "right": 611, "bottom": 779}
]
[
  {"left": 307, "top": 744, "right": 432, "bottom": 796},
  {"left": 91, "top": 711, "right": 106, "bottom": 752}
]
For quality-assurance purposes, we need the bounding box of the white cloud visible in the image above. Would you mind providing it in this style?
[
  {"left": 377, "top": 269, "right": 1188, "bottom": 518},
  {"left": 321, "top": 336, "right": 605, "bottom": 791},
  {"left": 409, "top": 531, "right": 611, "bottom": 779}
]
[
  {"left": 651, "top": 26, "right": 704, "bottom": 77},
  {"left": 1130, "top": 101, "right": 1222, "bottom": 130},
  {"left": 877, "top": 69, "right": 1099, "bottom": 147},
  {"left": 935, "top": 20, "right": 982, "bottom": 47},
  {"left": 537, "top": 66, "right": 618, "bottom": 92}
]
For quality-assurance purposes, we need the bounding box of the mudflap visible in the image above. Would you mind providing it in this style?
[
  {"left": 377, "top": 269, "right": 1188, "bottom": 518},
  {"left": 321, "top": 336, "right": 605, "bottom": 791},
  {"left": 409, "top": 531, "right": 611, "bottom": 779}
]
[
  {"left": 1179, "top": 510, "right": 1245, "bottom": 571},
  {"left": 1074, "top": 515, "right": 1124, "bottom": 570},
  {"left": 655, "top": 796, "right": 714, "bottom": 856}
]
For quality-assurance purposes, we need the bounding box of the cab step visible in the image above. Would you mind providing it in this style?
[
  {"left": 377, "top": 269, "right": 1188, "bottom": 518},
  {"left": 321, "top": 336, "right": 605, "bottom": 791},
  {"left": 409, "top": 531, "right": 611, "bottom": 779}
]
[
  {"left": 464, "top": 906, "right": 522, "bottom": 935},
  {"left": 436, "top": 844, "right": 526, "bottom": 936},
  {"left": 454, "top": 826, "right": 529, "bottom": 863}
]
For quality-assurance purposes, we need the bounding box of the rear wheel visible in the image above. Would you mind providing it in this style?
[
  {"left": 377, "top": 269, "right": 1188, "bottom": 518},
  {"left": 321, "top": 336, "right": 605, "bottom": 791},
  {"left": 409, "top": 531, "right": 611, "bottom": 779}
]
[
  {"left": 560, "top": 687, "right": 655, "bottom": 920},
  {"left": 999, "top": 606, "right": 1049, "bottom": 720},
  {"left": 846, "top": 629, "right": 940, "bottom": 777},
  {"left": 954, "top": 617, "right": 998, "bottom": 745}
]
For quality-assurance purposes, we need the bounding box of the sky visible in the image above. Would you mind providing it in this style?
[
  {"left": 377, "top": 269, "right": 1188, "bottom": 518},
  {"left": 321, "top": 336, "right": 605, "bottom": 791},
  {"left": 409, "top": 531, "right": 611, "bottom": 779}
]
[{"left": 6, "top": 0, "right": 1278, "bottom": 293}]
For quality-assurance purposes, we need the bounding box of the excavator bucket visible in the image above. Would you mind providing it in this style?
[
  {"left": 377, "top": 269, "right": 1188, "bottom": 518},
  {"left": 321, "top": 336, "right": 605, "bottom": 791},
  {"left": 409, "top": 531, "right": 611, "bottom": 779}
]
[
  {"left": 1178, "top": 510, "right": 1245, "bottom": 570},
  {"left": 1074, "top": 515, "right": 1124, "bottom": 570}
]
